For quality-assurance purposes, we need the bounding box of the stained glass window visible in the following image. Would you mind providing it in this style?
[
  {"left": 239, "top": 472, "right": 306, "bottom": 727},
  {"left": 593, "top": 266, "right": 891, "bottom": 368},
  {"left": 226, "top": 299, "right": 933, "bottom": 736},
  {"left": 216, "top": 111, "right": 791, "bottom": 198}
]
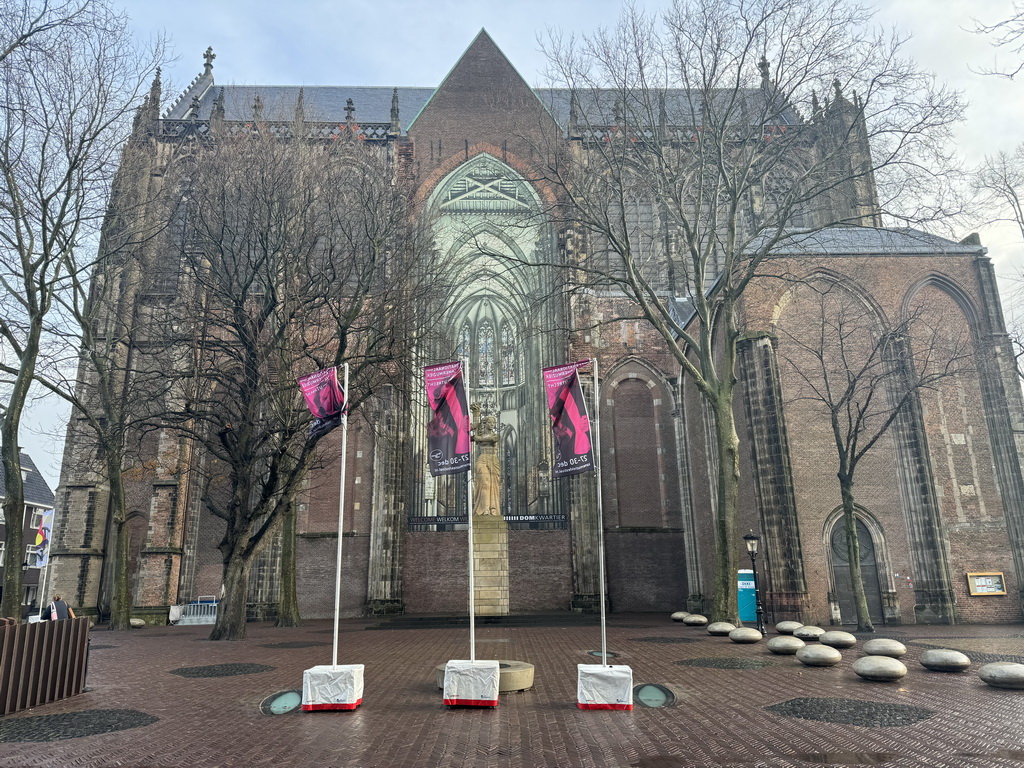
[
  {"left": 500, "top": 324, "right": 516, "bottom": 385},
  {"left": 458, "top": 321, "right": 471, "bottom": 372},
  {"left": 479, "top": 320, "right": 495, "bottom": 385}
]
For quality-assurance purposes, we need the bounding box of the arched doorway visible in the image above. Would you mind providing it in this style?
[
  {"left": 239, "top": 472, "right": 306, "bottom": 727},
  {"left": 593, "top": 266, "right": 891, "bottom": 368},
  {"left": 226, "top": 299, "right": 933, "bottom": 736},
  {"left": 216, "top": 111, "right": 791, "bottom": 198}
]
[{"left": 829, "top": 516, "right": 885, "bottom": 625}]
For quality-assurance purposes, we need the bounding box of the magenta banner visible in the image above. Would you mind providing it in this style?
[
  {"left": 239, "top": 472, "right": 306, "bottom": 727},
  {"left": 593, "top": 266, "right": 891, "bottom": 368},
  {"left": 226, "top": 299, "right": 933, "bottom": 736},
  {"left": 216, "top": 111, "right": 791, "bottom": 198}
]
[
  {"left": 298, "top": 366, "right": 347, "bottom": 439},
  {"left": 425, "top": 361, "right": 471, "bottom": 477},
  {"left": 543, "top": 361, "right": 595, "bottom": 478}
]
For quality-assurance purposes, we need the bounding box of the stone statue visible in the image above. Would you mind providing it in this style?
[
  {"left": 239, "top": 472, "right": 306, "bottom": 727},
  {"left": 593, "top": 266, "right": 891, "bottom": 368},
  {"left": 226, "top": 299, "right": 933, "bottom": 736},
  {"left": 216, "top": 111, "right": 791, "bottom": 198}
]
[{"left": 470, "top": 402, "right": 501, "bottom": 516}]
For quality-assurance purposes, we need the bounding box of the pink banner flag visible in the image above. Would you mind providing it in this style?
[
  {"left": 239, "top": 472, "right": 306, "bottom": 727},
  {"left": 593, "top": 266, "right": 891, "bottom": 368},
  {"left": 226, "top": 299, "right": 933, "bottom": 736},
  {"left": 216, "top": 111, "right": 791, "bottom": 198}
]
[
  {"left": 425, "top": 361, "right": 471, "bottom": 477},
  {"left": 297, "top": 366, "right": 347, "bottom": 439},
  {"left": 543, "top": 361, "right": 595, "bottom": 478}
]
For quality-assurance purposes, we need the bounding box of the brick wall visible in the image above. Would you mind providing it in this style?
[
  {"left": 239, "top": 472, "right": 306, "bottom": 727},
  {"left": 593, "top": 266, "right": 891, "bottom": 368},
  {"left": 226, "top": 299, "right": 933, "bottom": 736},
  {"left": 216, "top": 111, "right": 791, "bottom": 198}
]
[
  {"left": 605, "top": 530, "right": 688, "bottom": 612},
  {"left": 296, "top": 533, "right": 369, "bottom": 619}
]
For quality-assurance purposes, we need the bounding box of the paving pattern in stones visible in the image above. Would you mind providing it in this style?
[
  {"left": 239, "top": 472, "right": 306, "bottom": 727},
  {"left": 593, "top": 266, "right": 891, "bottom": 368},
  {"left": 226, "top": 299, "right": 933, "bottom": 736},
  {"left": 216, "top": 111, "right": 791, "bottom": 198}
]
[
  {"left": 169, "top": 663, "right": 275, "bottom": 678},
  {"left": 766, "top": 697, "right": 938, "bottom": 727},
  {"left": 675, "top": 657, "right": 778, "bottom": 670},
  {"left": 0, "top": 710, "right": 159, "bottom": 742},
  {"left": 5, "top": 618, "right": 1024, "bottom": 767},
  {"left": 629, "top": 636, "right": 700, "bottom": 644},
  {"left": 260, "top": 641, "right": 331, "bottom": 649}
]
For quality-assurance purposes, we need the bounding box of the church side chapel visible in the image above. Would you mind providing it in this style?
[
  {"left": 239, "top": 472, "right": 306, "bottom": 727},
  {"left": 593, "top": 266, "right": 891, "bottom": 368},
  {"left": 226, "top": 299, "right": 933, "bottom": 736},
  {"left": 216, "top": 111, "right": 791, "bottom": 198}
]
[{"left": 47, "top": 29, "right": 1024, "bottom": 628}]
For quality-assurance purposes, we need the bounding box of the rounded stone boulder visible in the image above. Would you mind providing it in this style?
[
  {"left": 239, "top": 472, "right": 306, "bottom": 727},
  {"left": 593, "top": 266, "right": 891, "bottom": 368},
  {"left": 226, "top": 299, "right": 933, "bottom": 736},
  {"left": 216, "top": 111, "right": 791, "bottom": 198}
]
[
  {"left": 793, "top": 625, "right": 825, "bottom": 641},
  {"left": 767, "top": 636, "right": 805, "bottom": 655},
  {"left": 707, "top": 622, "right": 736, "bottom": 636},
  {"left": 775, "top": 621, "right": 803, "bottom": 635},
  {"left": 796, "top": 645, "right": 842, "bottom": 667},
  {"left": 862, "top": 638, "right": 907, "bottom": 658},
  {"left": 819, "top": 631, "right": 858, "bottom": 649},
  {"left": 978, "top": 662, "right": 1024, "bottom": 690},
  {"left": 729, "top": 627, "right": 762, "bottom": 644},
  {"left": 670, "top": 611, "right": 691, "bottom": 622},
  {"left": 129, "top": 618, "right": 145, "bottom": 629},
  {"left": 853, "top": 655, "right": 907, "bottom": 682},
  {"left": 919, "top": 649, "right": 971, "bottom": 673},
  {"left": 683, "top": 614, "right": 708, "bottom": 627}
]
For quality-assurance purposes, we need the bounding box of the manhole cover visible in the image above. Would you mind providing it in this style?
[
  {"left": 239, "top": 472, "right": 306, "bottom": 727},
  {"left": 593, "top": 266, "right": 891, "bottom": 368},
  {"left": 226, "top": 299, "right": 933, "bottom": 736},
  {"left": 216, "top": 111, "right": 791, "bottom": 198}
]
[
  {"left": 588, "top": 650, "right": 620, "bottom": 658},
  {"left": 766, "top": 697, "right": 936, "bottom": 727},
  {"left": 260, "top": 690, "right": 303, "bottom": 715},
  {"left": 170, "top": 663, "right": 275, "bottom": 678},
  {"left": 633, "top": 684, "right": 675, "bottom": 708},
  {"left": 0, "top": 710, "right": 159, "bottom": 742},
  {"left": 630, "top": 637, "right": 698, "bottom": 644},
  {"left": 676, "top": 657, "right": 776, "bottom": 670}
]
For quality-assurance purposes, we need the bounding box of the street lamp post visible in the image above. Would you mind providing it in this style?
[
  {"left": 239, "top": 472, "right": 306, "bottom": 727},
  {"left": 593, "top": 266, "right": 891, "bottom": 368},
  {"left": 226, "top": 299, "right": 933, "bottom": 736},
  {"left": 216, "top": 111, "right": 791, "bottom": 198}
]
[{"left": 743, "top": 532, "right": 766, "bottom": 635}]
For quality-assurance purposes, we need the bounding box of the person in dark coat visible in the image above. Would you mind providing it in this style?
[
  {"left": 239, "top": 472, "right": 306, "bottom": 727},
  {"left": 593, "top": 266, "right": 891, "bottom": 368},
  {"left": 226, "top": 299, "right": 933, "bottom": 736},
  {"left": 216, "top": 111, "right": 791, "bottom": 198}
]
[{"left": 46, "top": 594, "right": 76, "bottom": 621}]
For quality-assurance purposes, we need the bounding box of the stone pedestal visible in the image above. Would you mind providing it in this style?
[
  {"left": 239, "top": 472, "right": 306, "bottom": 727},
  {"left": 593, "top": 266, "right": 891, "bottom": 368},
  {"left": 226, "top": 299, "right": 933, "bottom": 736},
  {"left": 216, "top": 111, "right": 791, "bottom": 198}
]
[{"left": 473, "top": 513, "right": 508, "bottom": 616}]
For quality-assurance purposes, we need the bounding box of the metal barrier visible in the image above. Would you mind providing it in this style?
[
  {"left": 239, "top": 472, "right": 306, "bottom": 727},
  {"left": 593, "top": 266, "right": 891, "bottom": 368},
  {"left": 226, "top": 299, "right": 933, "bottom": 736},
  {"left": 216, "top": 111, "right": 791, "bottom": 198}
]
[
  {"left": 175, "top": 602, "right": 218, "bottom": 625},
  {"left": 0, "top": 617, "right": 90, "bottom": 716}
]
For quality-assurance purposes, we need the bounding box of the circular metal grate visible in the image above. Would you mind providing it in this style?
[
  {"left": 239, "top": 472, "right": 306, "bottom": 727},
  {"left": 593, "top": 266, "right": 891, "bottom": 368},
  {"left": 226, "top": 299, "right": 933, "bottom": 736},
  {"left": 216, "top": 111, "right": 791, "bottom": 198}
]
[
  {"left": 766, "top": 697, "right": 937, "bottom": 727},
  {"left": 170, "top": 663, "right": 275, "bottom": 678},
  {"left": 0, "top": 710, "right": 159, "bottom": 742},
  {"left": 676, "top": 657, "right": 777, "bottom": 670}
]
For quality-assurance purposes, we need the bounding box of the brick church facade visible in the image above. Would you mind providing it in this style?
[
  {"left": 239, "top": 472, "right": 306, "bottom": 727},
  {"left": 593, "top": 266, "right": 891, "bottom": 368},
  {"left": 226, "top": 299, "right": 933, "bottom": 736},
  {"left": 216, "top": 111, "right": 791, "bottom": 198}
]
[{"left": 48, "top": 31, "right": 1024, "bottom": 626}]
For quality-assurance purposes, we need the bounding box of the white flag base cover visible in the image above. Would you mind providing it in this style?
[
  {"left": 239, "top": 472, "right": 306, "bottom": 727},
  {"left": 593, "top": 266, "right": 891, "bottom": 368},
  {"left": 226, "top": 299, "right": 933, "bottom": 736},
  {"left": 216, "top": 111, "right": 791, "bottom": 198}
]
[
  {"left": 302, "top": 664, "right": 364, "bottom": 711},
  {"left": 577, "top": 664, "right": 633, "bottom": 710},
  {"left": 443, "top": 660, "right": 500, "bottom": 707}
]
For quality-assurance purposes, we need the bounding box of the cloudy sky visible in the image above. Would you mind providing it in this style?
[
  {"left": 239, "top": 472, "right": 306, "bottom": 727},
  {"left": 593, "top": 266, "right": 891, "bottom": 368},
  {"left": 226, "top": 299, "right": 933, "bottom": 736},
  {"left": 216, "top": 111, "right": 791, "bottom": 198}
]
[{"left": 20, "top": 0, "right": 1024, "bottom": 487}]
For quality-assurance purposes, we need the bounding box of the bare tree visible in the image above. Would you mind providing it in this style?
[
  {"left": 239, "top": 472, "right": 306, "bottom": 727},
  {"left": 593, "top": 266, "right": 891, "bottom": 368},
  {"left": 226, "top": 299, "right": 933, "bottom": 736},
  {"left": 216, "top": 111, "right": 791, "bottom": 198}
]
[
  {"left": 159, "top": 112, "right": 434, "bottom": 640},
  {"left": 973, "top": 150, "right": 1024, "bottom": 384},
  {"left": 0, "top": 0, "right": 161, "bottom": 621},
  {"left": 537, "top": 0, "right": 963, "bottom": 621},
  {"left": 973, "top": 1, "right": 1024, "bottom": 80},
  {"left": 0, "top": 0, "right": 92, "bottom": 65},
  {"left": 776, "top": 276, "right": 970, "bottom": 631}
]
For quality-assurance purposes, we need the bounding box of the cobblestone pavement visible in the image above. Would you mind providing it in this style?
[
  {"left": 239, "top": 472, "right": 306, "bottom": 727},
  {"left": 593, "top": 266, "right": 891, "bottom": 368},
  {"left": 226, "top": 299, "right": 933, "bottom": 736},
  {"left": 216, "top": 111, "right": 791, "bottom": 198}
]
[{"left": 1, "top": 616, "right": 1023, "bottom": 767}]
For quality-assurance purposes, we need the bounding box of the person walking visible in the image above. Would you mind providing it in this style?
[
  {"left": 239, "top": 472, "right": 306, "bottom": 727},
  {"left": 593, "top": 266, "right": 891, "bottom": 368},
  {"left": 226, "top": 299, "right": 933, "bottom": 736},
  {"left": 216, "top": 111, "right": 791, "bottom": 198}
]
[{"left": 45, "top": 594, "right": 76, "bottom": 621}]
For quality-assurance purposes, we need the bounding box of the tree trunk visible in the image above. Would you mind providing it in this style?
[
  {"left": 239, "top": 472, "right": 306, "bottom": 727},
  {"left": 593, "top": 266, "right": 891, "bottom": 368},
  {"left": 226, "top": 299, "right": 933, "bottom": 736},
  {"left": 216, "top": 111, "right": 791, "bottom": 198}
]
[
  {"left": 840, "top": 477, "right": 874, "bottom": 632},
  {"left": 710, "top": 386, "right": 741, "bottom": 623},
  {"left": 209, "top": 554, "right": 249, "bottom": 641},
  {"left": 107, "top": 458, "right": 132, "bottom": 630},
  {"left": 275, "top": 501, "right": 301, "bottom": 628}
]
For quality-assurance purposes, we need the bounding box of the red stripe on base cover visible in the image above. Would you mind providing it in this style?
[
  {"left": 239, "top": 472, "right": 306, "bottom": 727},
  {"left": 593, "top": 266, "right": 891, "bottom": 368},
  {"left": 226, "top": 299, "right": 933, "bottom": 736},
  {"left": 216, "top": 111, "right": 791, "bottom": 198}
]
[
  {"left": 443, "top": 698, "right": 498, "bottom": 707},
  {"left": 577, "top": 703, "right": 633, "bottom": 710},
  {"left": 302, "top": 698, "right": 363, "bottom": 711}
]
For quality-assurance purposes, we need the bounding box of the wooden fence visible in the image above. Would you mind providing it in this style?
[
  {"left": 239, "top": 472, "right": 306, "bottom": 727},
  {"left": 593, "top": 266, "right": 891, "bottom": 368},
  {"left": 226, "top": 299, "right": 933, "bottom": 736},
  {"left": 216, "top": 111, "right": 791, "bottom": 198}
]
[{"left": 0, "top": 617, "right": 90, "bottom": 716}]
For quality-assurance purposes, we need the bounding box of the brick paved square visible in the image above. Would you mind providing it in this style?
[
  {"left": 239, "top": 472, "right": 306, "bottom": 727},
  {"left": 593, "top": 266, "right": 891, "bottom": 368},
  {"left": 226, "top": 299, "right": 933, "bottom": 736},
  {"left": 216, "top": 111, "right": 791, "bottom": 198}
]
[{"left": 2, "top": 616, "right": 1024, "bottom": 767}]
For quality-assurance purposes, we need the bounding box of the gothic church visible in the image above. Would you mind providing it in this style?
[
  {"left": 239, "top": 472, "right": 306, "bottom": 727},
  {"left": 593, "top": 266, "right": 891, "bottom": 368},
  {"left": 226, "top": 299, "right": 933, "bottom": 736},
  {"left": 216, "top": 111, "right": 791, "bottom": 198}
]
[{"left": 49, "top": 31, "right": 1024, "bottom": 626}]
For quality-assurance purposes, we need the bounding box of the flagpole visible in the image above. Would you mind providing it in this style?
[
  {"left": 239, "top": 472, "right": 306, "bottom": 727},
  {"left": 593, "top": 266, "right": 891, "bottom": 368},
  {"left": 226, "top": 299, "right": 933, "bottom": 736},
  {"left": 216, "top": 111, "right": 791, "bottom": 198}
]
[
  {"left": 591, "top": 357, "right": 608, "bottom": 666},
  {"left": 332, "top": 363, "right": 350, "bottom": 668},
  {"left": 467, "top": 362, "right": 476, "bottom": 661}
]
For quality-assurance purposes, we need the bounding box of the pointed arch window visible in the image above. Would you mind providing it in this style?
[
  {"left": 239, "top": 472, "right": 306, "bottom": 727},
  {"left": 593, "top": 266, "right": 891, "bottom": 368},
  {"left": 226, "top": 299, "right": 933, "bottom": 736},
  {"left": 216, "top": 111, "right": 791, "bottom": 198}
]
[
  {"left": 478, "top": 320, "right": 495, "bottom": 386},
  {"left": 500, "top": 324, "right": 516, "bottom": 385},
  {"left": 458, "top": 321, "right": 471, "bottom": 372}
]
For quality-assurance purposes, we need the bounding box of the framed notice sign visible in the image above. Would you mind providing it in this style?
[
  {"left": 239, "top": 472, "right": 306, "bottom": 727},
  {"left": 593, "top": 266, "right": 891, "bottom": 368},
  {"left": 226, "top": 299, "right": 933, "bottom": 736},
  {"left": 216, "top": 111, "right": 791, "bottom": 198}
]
[{"left": 966, "top": 572, "right": 1007, "bottom": 596}]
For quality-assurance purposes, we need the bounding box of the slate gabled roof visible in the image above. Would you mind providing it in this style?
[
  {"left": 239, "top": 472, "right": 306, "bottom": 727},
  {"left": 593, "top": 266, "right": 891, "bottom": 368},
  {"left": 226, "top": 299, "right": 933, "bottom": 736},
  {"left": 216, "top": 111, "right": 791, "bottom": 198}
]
[
  {"left": 756, "top": 226, "right": 985, "bottom": 257},
  {"left": 0, "top": 453, "right": 56, "bottom": 509},
  {"left": 163, "top": 31, "right": 798, "bottom": 133}
]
